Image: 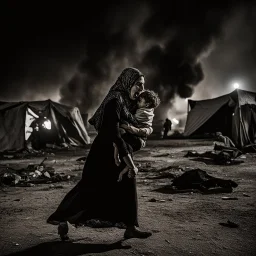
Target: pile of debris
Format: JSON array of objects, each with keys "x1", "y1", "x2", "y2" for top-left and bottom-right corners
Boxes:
[
  {"x1": 184, "y1": 147, "x2": 244, "y2": 165},
  {"x1": 0, "y1": 157, "x2": 71, "y2": 187},
  {"x1": 154, "y1": 168, "x2": 238, "y2": 194},
  {"x1": 0, "y1": 150, "x2": 55, "y2": 160}
]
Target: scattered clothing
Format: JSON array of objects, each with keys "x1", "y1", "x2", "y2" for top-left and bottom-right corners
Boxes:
[{"x1": 171, "y1": 168, "x2": 238, "y2": 192}]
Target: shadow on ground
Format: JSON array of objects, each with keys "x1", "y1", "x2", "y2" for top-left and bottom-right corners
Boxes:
[{"x1": 3, "y1": 239, "x2": 131, "y2": 256}]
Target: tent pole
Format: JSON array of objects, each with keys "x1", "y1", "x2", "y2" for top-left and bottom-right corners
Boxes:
[{"x1": 238, "y1": 90, "x2": 243, "y2": 148}]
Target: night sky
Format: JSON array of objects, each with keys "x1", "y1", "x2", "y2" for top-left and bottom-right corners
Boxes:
[{"x1": 2, "y1": 1, "x2": 256, "y2": 126}]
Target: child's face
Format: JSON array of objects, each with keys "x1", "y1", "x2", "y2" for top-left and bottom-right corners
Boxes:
[{"x1": 137, "y1": 97, "x2": 148, "y2": 108}]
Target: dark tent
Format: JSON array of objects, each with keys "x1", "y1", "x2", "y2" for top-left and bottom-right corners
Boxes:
[
  {"x1": 0, "y1": 99, "x2": 90, "y2": 152},
  {"x1": 184, "y1": 89, "x2": 256, "y2": 149}
]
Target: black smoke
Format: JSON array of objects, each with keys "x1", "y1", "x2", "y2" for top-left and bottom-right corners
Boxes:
[
  {"x1": 1, "y1": 1, "x2": 255, "y2": 121},
  {"x1": 58, "y1": 1, "x2": 248, "y2": 119}
]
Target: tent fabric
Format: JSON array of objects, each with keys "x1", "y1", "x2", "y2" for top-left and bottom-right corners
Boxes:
[
  {"x1": 237, "y1": 90, "x2": 256, "y2": 105},
  {"x1": 184, "y1": 95, "x2": 231, "y2": 137},
  {"x1": 184, "y1": 89, "x2": 256, "y2": 149},
  {"x1": 0, "y1": 103, "x2": 27, "y2": 152},
  {"x1": 0, "y1": 100, "x2": 90, "y2": 152},
  {"x1": 238, "y1": 104, "x2": 256, "y2": 147}
]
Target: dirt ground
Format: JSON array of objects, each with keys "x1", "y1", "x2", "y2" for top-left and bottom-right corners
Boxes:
[{"x1": 0, "y1": 137, "x2": 256, "y2": 256}]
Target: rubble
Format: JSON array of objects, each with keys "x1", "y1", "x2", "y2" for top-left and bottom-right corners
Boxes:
[
  {"x1": 0, "y1": 158, "x2": 72, "y2": 187},
  {"x1": 153, "y1": 168, "x2": 238, "y2": 194}
]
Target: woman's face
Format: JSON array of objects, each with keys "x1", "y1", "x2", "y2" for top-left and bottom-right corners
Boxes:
[{"x1": 129, "y1": 76, "x2": 145, "y2": 100}]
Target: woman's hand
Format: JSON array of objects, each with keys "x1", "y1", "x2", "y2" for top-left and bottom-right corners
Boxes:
[{"x1": 128, "y1": 167, "x2": 138, "y2": 178}]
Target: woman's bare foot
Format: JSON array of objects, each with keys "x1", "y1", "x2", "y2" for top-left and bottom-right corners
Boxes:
[
  {"x1": 124, "y1": 226, "x2": 152, "y2": 239},
  {"x1": 58, "y1": 222, "x2": 69, "y2": 241}
]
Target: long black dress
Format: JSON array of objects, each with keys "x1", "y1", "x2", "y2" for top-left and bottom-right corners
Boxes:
[{"x1": 47, "y1": 98, "x2": 139, "y2": 227}]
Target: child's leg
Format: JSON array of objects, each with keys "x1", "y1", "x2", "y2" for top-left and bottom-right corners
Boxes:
[
  {"x1": 117, "y1": 165, "x2": 129, "y2": 182},
  {"x1": 113, "y1": 143, "x2": 121, "y2": 166},
  {"x1": 121, "y1": 133, "x2": 144, "y2": 153}
]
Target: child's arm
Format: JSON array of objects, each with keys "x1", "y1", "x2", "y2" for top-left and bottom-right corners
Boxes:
[{"x1": 120, "y1": 123, "x2": 153, "y2": 136}]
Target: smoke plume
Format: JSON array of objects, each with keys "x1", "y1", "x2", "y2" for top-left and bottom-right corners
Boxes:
[
  {"x1": 58, "y1": 1, "x2": 247, "y2": 120},
  {"x1": 2, "y1": 1, "x2": 255, "y2": 124}
]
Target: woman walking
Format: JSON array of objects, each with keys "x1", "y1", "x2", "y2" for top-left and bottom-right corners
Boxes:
[{"x1": 47, "y1": 67, "x2": 152, "y2": 240}]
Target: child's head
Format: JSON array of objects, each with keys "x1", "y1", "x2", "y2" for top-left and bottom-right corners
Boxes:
[{"x1": 137, "y1": 90, "x2": 161, "y2": 109}]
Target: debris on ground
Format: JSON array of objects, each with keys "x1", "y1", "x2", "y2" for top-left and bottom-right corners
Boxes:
[
  {"x1": 0, "y1": 158, "x2": 73, "y2": 187},
  {"x1": 148, "y1": 198, "x2": 166, "y2": 203},
  {"x1": 145, "y1": 165, "x2": 184, "y2": 180},
  {"x1": 0, "y1": 149, "x2": 55, "y2": 160},
  {"x1": 184, "y1": 147, "x2": 244, "y2": 165},
  {"x1": 153, "y1": 168, "x2": 238, "y2": 194},
  {"x1": 219, "y1": 220, "x2": 239, "y2": 228},
  {"x1": 152, "y1": 153, "x2": 170, "y2": 157},
  {"x1": 171, "y1": 169, "x2": 238, "y2": 191},
  {"x1": 222, "y1": 197, "x2": 238, "y2": 200}
]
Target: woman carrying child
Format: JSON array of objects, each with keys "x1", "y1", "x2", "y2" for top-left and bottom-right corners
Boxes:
[{"x1": 47, "y1": 67, "x2": 153, "y2": 240}]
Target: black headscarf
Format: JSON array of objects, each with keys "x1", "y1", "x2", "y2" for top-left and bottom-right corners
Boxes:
[{"x1": 89, "y1": 67, "x2": 144, "y2": 131}]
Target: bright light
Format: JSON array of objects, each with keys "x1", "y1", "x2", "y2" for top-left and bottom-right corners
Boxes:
[
  {"x1": 43, "y1": 120, "x2": 51, "y2": 130},
  {"x1": 172, "y1": 118, "x2": 179, "y2": 124},
  {"x1": 233, "y1": 83, "x2": 240, "y2": 89}
]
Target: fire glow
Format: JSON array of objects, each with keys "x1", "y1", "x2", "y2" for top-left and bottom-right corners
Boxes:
[
  {"x1": 172, "y1": 118, "x2": 179, "y2": 125},
  {"x1": 43, "y1": 120, "x2": 51, "y2": 130}
]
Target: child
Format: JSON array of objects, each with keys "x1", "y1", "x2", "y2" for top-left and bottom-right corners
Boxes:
[{"x1": 114, "y1": 89, "x2": 160, "y2": 182}]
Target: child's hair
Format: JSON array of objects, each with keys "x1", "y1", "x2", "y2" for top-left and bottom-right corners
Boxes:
[{"x1": 139, "y1": 89, "x2": 161, "y2": 108}]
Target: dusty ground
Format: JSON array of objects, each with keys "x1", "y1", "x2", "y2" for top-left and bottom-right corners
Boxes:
[{"x1": 0, "y1": 137, "x2": 256, "y2": 256}]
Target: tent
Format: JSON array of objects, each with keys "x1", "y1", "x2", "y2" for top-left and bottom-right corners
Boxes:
[
  {"x1": 0, "y1": 99, "x2": 90, "y2": 152},
  {"x1": 184, "y1": 89, "x2": 256, "y2": 149}
]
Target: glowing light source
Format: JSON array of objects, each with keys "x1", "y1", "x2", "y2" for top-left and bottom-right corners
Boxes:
[
  {"x1": 43, "y1": 120, "x2": 51, "y2": 130},
  {"x1": 172, "y1": 118, "x2": 179, "y2": 124},
  {"x1": 233, "y1": 83, "x2": 240, "y2": 89}
]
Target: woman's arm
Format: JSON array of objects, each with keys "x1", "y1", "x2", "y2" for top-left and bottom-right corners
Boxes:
[
  {"x1": 120, "y1": 105, "x2": 139, "y2": 126},
  {"x1": 103, "y1": 98, "x2": 129, "y2": 157},
  {"x1": 104, "y1": 99, "x2": 138, "y2": 173}
]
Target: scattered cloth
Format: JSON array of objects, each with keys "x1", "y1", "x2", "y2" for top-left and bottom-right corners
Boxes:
[
  {"x1": 185, "y1": 149, "x2": 244, "y2": 165},
  {"x1": 170, "y1": 168, "x2": 238, "y2": 192}
]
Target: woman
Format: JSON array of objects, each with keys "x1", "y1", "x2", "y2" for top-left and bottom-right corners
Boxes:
[{"x1": 47, "y1": 67, "x2": 152, "y2": 240}]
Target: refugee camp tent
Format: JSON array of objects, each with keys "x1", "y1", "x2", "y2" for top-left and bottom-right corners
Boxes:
[
  {"x1": 0, "y1": 99, "x2": 90, "y2": 152},
  {"x1": 184, "y1": 89, "x2": 256, "y2": 149}
]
